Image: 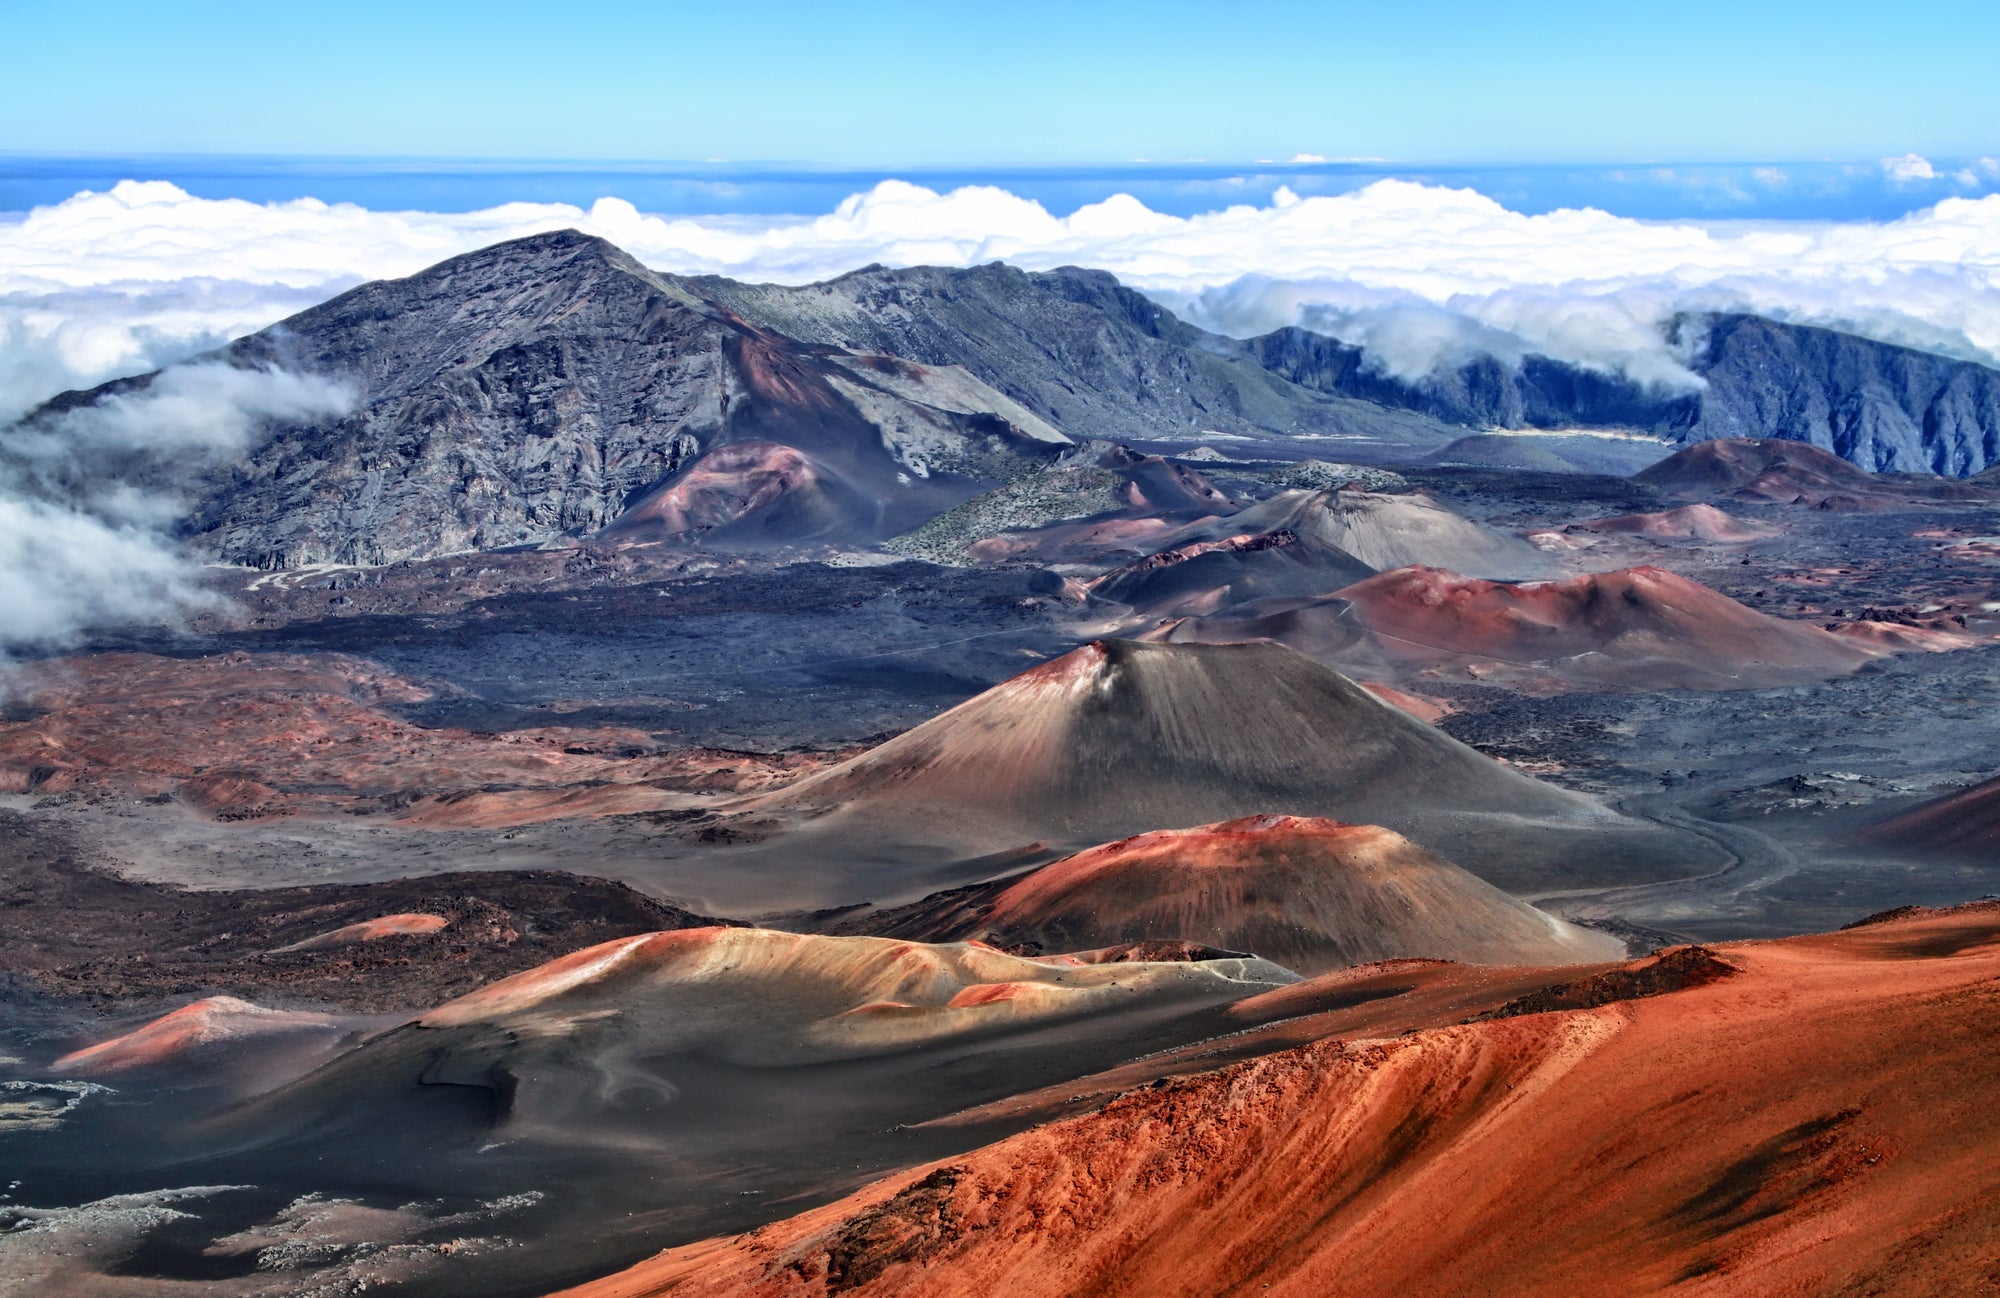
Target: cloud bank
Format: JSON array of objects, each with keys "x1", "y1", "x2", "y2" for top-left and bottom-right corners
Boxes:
[
  {"x1": 0, "y1": 363, "x2": 353, "y2": 655},
  {"x1": 5, "y1": 174, "x2": 2000, "y2": 646},
  {"x1": 8, "y1": 177, "x2": 2000, "y2": 417}
]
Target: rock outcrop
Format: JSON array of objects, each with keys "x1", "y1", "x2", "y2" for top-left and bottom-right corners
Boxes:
[
  {"x1": 912, "y1": 815, "x2": 1622, "y2": 973},
  {"x1": 26, "y1": 232, "x2": 1076, "y2": 566},
  {"x1": 694, "y1": 262, "x2": 1456, "y2": 449},
  {"x1": 33, "y1": 234, "x2": 2000, "y2": 574},
  {"x1": 1253, "y1": 312, "x2": 2000, "y2": 476}
]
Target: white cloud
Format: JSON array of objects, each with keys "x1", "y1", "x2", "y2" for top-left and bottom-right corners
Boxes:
[
  {"x1": 0, "y1": 496, "x2": 212, "y2": 651},
  {"x1": 9, "y1": 178, "x2": 2000, "y2": 413},
  {"x1": 10, "y1": 175, "x2": 2000, "y2": 640},
  {"x1": 1289, "y1": 153, "x2": 1328, "y2": 164},
  {"x1": 1883, "y1": 153, "x2": 1938, "y2": 184},
  {"x1": 0, "y1": 363, "x2": 353, "y2": 653},
  {"x1": 2, "y1": 176, "x2": 2000, "y2": 468}
]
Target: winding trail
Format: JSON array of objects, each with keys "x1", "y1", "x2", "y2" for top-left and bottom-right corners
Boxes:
[{"x1": 1525, "y1": 792, "x2": 1801, "y2": 928}]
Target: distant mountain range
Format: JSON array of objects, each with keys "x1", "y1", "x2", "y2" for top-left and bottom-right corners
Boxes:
[
  {"x1": 27, "y1": 229, "x2": 2000, "y2": 566},
  {"x1": 1252, "y1": 313, "x2": 2000, "y2": 475}
]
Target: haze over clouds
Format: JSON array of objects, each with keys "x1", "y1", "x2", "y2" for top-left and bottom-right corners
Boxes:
[{"x1": 7, "y1": 175, "x2": 2000, "y2": 421}]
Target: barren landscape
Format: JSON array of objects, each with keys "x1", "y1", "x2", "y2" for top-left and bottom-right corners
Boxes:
[{"x1": 4, "y1": 225, "x2": 2000, "y2": 1297}]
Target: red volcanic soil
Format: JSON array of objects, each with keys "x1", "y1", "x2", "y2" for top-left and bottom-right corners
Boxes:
[
  {"x1": 1829, "y1": 618, "x2": 1983, "y2": 654},
  {"x1": 965, "y1": 515, "x2": 1182, "y2": 565},
  {"x1": 563, "y1": 903, "x2": 2000, "y2": 1298},
  {"x1": 607, "y1": 440, "x2": 852, "y2": 541},
  {"x1": 53, "y1": 995, "x2": 343, "y2": 1076},
  {"x1": 1863, "y1": 775, "x2": 2000, "y2": 854},
  {"x1": 275, "y1": 912, "x2": 450, "y2": 952},
  {"x1": 1330, "y1": 564, "x2": 1879, "y2": 691},
  {"x1": 1636, "y1": 437, "x2": 1993, "y2": 508},
  {"x1": 0, "y1": 651, "x2": 835, "y2": 823},
  {"x1": 1357, "y1": 682, "x2": 1452, "y2": 723},
  {"x1": 967, "y1": 816, "x2": 1620, "y2": 973},
  {"x1": 1171, "y1": 487, "x2": 1550, "y2": 581},
  {"x1": 746, "y1": 638, "x2": 1660, "y2": 894},
  {"x1": 1086, "y1": 530, "x2": 1375, "y2": 616},
  {"x1": 1572, "y1": 503, "x2": 1779, "y2": 542}
]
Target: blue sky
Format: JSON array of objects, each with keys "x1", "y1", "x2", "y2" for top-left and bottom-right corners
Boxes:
[{"x1": 5, "y1": 0, "x2": 1995, "y2": 167}]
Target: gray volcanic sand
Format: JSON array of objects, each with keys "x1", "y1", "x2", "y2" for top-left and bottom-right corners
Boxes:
[
  {"x1": 2, "y1": 933, "x2": 1299, "y2": 1298},
  {"x1": 23, "y1": 462, "x2": 1998, "y2": 933},
  {"x1": 6, "y1": 455, "x2": 2000, "y2": 1298},
  {"x1": 734, "y1": 638, "x2": 1714, "y2": 912}
]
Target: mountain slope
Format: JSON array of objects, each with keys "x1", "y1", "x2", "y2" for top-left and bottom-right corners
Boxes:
[
  {"x1": 1254, "y1": 313, "x2": 2000, "y2": 476},
  {"x1": 563, "y1": 904, "x2": 2000, "y2": 1298},
  {"x1": 1863, "y1": 774, "x2": 2000, "y2": 854},
  {"x1": 34, "y1": 239, "x2": 2000, "y2": 573},
  {"x1": 920, "y1": 815, "x2": 1622, "y2": 973},
  {"x1": 1167, "y1": 487, "x2": 1552, "y2": 580},
  {"x1": 1086, "y1": 531, "x2": 1376, "y2": 615},
  {"x1": 209, "y1": 925, "x2": 1296, "y2": 1158},
  {"x1": 1322, "y1": 564, "x2": 1880, "y2": 691},
  {"x1": 746, "y1": 638, "x2": 1710, "y2": 895},
  {"x1": 1634, "y1": 437, "x2": 1993, "y2": 507},
  {"x1": 28, "y1": 232, "x2": 1073, "y2": 566},
  {"x1": 692, "y1": 263, "x2": 1461, "y2": 449},
  {"x1": 690, "y1": 271, "x2": 2000, "y2": 476}
]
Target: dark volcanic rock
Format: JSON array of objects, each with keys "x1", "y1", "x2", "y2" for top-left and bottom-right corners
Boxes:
[
  {"x1": 32, "y1": 232, "x2": 1075, "y2": 567},
  {"x1": 0, "y1": 810, "x2": 730, "y2": 1013},
  {"x1": 691, "y1": 262, "x2": 1458, "y2": 449},
  {"x1": 1251, "y1": 325, "x2": 1678, "y2": 432},
  {"x1": 35, "y1": 233, "x2": 2000, "y2": 574},
  {"x1": 1682, "y1": 315, "x2": 2000, "y2": 475},
  {"x1": 1253, "y1": 313, "x2": 2000, "y2": 477}
]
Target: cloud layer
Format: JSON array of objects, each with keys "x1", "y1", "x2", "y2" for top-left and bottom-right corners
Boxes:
[
  {"x1": 0, "y1": 363, "x2": 353, "y2": 654},
  {"x1": 4, "y1": 175, "x2": 2000, "y2": 647},
  {"x1": 8, "y1": 177, "x2": 2000, "y2": 416}
]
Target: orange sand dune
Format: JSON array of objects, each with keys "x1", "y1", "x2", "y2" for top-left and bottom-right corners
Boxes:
[
  {"x1": 274, "y1": 912, "x2": 450, "y2": 952},
  {"x1": 0, "y1": 651, "x2": 825, "y2": 822},
  {"x1": 1329, "y1": 564, "x2": 1877, "y2": 690},
  {"x1": 965, "y1": 816, "x2": 1618, "y2": 973},
  {"x1": 564, "y1": 903, "x2": 2000, "y2": 1298},
  {"x1": 1572, "y1": 503, "x2": 1779, "y2": 542},
  {"x1": 53, "y1": 996, "x2": 346, "y2": 1076}
]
